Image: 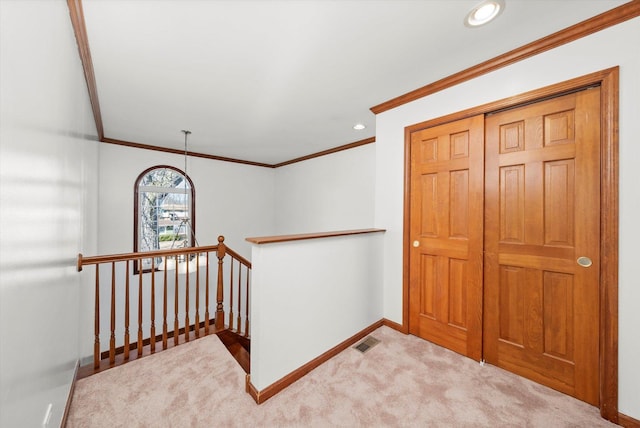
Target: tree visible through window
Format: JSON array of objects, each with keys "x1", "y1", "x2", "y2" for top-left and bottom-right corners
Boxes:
[{"x1": 134, "y1": 166, "x2": 195, "y2": 272}]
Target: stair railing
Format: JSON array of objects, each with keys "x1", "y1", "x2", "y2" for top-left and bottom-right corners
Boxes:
[{"x1": 77, "y1": 235, "x2": 251, "y2": 370}]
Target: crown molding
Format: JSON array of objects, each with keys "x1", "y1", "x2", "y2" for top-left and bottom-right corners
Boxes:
[
  {"x1": 101, "y1": 137, "x2": 274, "y2": 168},
  {"x1": 67, "y1": 0, "x2": 104, "y2": 140},
  {"x1": 69, "y1": 0, "x2": 638, "y2": 167},
  {"x1": 272, "y1": 137, "x2": 375, "y2": 168},
  {"x1": 370, "y1": 0, "x2": 640, "y2": 114}
]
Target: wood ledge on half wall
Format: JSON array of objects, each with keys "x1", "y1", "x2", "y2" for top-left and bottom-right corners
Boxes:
[{"x1": 245, "y1": 228, "x2": 386, "y2": 245}]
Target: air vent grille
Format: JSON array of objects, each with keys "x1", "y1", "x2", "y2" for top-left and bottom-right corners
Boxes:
[{"x1": 353, "y1": 336, "x2": 380, "y2": 353}]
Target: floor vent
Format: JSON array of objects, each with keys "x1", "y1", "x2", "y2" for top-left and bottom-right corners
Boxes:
[{"x1": 354, "y1": 336, "x2": 380, "y2": 354}]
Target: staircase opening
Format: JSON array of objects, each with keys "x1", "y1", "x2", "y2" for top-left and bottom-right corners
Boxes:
[{"x1": 76, "y1": 235, "x2": 252, "y2": 378}]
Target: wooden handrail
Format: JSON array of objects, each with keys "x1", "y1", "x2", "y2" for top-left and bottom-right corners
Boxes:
[
  {"x1": 77, "y1": 243, "x2": 221, "y2": 271},
  {"x1": 246, "y1": 228, "x2": 386, "y2": 245},
  {"x1": 77, "y1": 235, "x2": 252, "y2": 373},
  {"x1": 226, "y1": 246, "x2": 252, "y2": 268}
]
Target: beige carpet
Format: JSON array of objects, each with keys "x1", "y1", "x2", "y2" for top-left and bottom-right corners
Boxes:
[{"x1": 67, "y1": 326, "x2": 615, "y2": 427}]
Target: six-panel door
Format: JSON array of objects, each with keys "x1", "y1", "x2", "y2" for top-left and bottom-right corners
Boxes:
[
  {"x1": 408, "y1": 114, "x2": 484, "y2": 362},
  {"x1": 483, "y1": 88, "x2": 600, "y2": 405},
  {"x1": 408, "y1": 88, "x2": 601, "y2": 405}
]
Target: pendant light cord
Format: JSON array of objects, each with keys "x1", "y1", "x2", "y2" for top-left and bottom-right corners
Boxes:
[{"x1": 180, "y1": 130, "x2": 197, "y2": 247}]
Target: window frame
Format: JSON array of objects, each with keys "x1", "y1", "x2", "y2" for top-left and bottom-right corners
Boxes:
[{"x1": 133, "y1": 165, "x2": 196, "y2": 274}]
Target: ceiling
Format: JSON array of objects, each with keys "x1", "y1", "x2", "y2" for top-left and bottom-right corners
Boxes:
[{"x1": 81, "y1": 0, "x2": 629, "y2": 166}]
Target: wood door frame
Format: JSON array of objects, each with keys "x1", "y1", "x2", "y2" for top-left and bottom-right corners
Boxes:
[{"x1": 402, "y1": 67, "x2": 619, "y2": 422}]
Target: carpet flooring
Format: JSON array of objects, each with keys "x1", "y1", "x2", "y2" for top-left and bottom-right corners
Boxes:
[{"x1": 66, "y1": 326, "x2": 616, "y2": 427}]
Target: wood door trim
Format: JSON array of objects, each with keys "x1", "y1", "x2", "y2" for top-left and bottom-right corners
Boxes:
[
  {"x1": 402, "y1": 67, "x2": 619, "y2": 422},
  {"x1": 598, "y1": 67, "x2": 619, "y2": 422}
]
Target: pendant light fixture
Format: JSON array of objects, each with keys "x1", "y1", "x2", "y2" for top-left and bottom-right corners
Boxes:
[{"x1": 158, "y1": 129, "x2": 201, "y2": 272}]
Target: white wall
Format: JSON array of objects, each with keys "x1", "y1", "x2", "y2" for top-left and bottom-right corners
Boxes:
[
  {"x1": 0, "y1": 1, "x2": 99, "y2": 427},
  {"x1": 274, "y1": 143, "x2": 376, "y2": 234},
  {"x1": 249, "y1": 231, "x2": 384, "y2": 391},
  {"x1": 374, "y1": 18, "x2": 640, "y2": 419}
]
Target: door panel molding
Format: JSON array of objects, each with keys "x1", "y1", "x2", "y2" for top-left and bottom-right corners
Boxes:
[
  {"x1": 402, "y1": 67, "x2": 618, "y2": 422},
  {"x1": 408, "y1": 115, "x2": 485, "y2": 361},
  {"x1": 484, "y1": 88, "x2": 601, "y2": 405}
]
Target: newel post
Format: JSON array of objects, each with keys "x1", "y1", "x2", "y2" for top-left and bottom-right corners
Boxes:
[{"x1": 215, "y1": 235, "x2": 226, "y2": 329}]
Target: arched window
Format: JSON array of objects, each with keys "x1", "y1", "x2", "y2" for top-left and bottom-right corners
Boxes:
[{"x1": 134, "y1": 166, "x2": 195, "y2": 272}]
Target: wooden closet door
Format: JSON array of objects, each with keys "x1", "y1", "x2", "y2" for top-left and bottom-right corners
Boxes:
[
  {"x1": 483, "y1": 88, "x2": 601, "y2": 405},
  {"x1": 408, "y1": 115, "x2": 484, "y2": 361}
]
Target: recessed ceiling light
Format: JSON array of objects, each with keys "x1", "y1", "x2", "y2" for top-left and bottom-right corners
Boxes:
[
  {"x1": 465, "y1": 0, "x2": 504, "y2": 27},
  {"x1": 353, "y1": 123, "x2": 366, "y2": 130}
]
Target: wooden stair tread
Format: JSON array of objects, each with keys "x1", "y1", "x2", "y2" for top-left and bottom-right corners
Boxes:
[{"x1": 216, "y1": 330, "x2": 250, "y2": 373}]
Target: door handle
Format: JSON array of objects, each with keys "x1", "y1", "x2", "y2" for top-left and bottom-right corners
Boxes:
[
  {"x1": 413, "y1": 240, "x2": 420, "y2": 248},
  {"x1": 577, "y1": 256, "x2": 593, "y2": 267}
]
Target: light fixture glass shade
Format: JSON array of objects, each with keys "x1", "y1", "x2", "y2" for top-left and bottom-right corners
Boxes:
[
  {"x1": 474, "y1": 3, "x2": 496, "y2": 21},
  {"x1": 465, "y1": 0, "x2": 504, "y2": 27}
]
